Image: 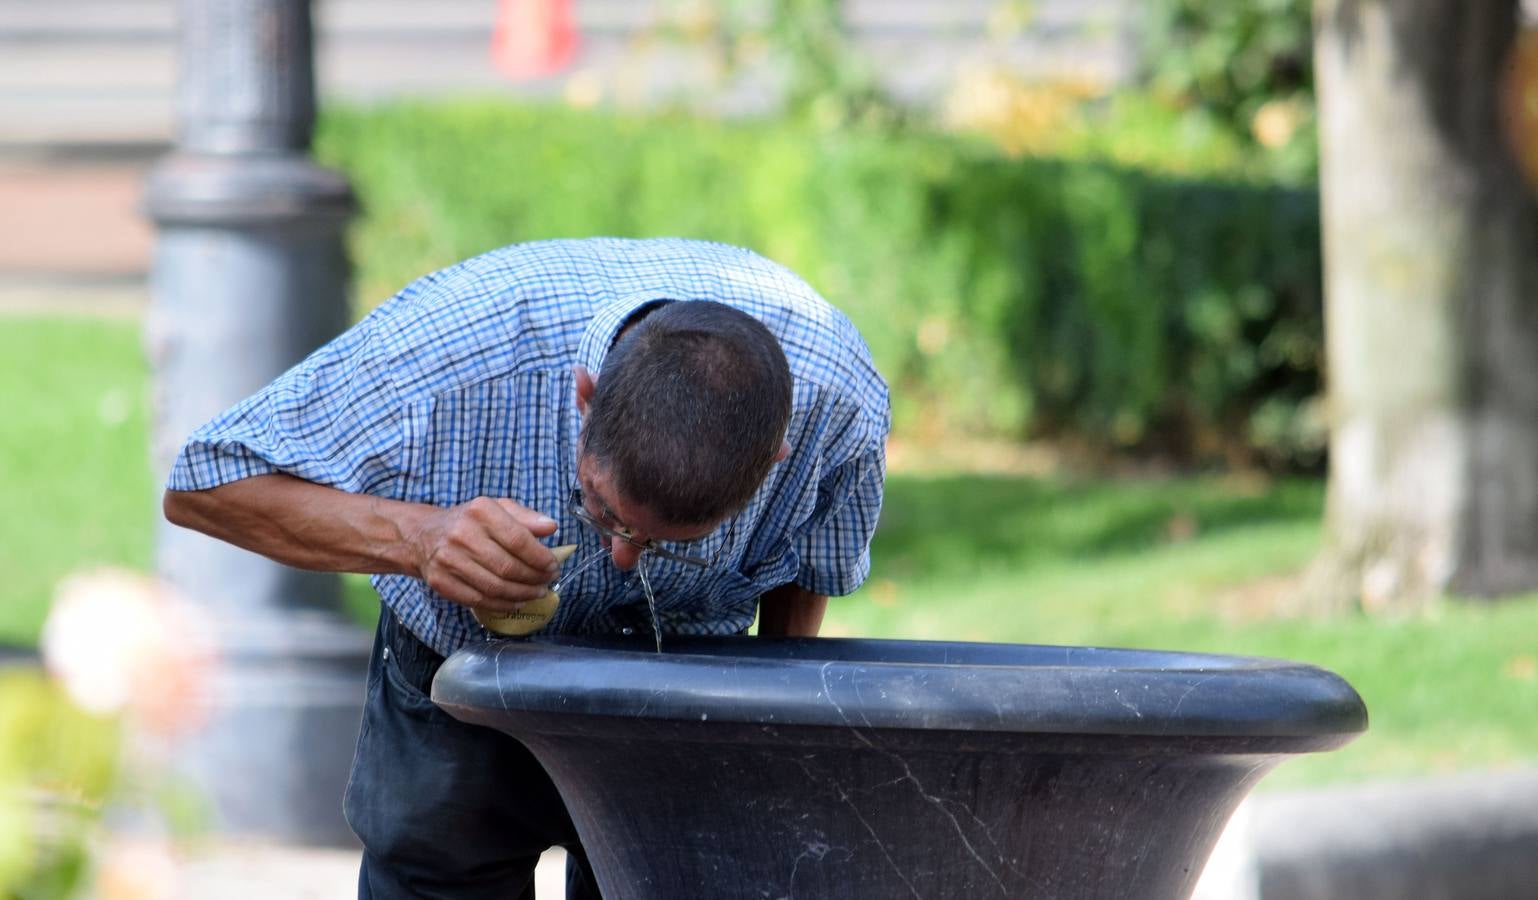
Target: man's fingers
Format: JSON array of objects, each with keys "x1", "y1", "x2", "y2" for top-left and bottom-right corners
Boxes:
[
  {"x1": 425, "y1": 570, "x2": 489, "y2": 610},
  {"x1": 431, "y1": 570, "x2": 543, "y2": 618},
  {"x1": 419, "y1": 499, "x2": 576, "y2": 613},
  {"x1": 457, "y1": 498, "x2": 559, "y2": 573},
  {"x1": 441, "y1": 545, "x2": 554, "y2": 600},
  {"x1": 446, "y1": 528, "x2": 555, "y2": 585},
  {"x1": 428, "y1": 554, "x2": 551, "y2": 606},
  {"x1": 492, "y1": 498, "x2": 560, "y2": 538},
  {"x1": 453, "y1": 556, "x2": 557, "y2": 616}
]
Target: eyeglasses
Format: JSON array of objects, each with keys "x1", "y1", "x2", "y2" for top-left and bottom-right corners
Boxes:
[{"x1": 567, "y1": 488, "x2": 732, "y2": 569}]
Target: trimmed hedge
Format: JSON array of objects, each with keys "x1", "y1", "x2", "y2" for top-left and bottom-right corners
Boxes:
[{"x1": 315, "y1": 101, "x2": 1324, "y2": 469}]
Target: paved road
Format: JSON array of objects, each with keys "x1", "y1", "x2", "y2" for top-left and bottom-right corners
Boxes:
[
  {"x1": 0, "y1": 158, "x2": 153, "y2": 279},
  {"x1": 0, "y1": 0, "x2": 1136, "y2": 147},
  {"x1": 0, "y1": 0, "x2": 1135, "y2": 281}
]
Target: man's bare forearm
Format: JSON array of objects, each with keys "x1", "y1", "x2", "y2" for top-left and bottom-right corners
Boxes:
[
  {"x1": 163, "y1": 474, "x2": 432, "y2": 576},
  {"x1": 164, "y1": 474, "x2": 564, "y2": 614},
  {"x1": 757, "y1": 583, "x2": 828, "y2": 637}
]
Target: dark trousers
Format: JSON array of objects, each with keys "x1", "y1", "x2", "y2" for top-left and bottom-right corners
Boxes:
[{"x1": 344, "y1": 607, "x2": 601, "y2": 899}]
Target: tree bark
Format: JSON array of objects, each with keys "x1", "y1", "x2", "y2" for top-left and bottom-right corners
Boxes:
[{"x1": 1310, "y1": 0, "x2": 1538, "y2": 613}]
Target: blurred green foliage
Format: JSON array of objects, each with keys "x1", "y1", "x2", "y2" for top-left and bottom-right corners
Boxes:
[
  {"x1": 0, "y1": 319, "x2": 154, "y2": 646},
  {"x1": 1140, "y1": 0, "x2": 1317, "y2": 179},
  {"x1": 316, "y1": 100, "x2": 1324, "y2": 469},
  {"x1": 0, "y1": 671, "x2": 119, "y2": 898}
]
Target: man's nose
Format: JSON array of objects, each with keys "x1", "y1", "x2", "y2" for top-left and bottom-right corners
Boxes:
[{"x1": 609, "y1": 537, "x2": 642, "y2": 571}]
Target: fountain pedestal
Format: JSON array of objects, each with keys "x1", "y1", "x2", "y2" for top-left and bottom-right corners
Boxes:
[{"x1": 433, "y1": 636, "x2": 1366, "y2": 900}]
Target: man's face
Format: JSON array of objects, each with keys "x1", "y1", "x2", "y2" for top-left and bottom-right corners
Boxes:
[{"x1": 573, "y1": 454, "x2": 725, "y2": 571}]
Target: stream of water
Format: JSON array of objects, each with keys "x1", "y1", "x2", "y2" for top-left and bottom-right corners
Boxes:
[
  {"x1": 549, "y1": 545, "x2": 665, "y2": 653},
  {"x1": 635, "y1": 555, "x2": 663, "y2": 653}
]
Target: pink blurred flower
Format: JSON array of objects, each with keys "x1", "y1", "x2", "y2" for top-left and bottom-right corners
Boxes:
[
  {"x1": 96, "y1": 835, "x2": 178, "y2": 900},
  {"x1": 41, "y1": 569, "x2": 215, "y2": 737}
]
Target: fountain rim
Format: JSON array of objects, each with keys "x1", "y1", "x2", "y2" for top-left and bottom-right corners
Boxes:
[{"x1": 432, "y1": 634, "x2": 1368, "y2": 743}]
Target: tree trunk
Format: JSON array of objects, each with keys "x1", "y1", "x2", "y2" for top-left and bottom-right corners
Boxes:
[{"x1": 1310, "y1": 0, "x2": 1538, "y2": 613}]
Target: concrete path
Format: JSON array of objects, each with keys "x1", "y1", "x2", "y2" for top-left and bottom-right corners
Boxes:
[{"x1": 172, "y1": 843, "x2": 566, "y2": 899}]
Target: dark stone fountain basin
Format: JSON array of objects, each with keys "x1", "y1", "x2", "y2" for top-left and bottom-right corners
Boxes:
[{"x1": 432, "y1": 636, "x2": 1366, "y2": 900}]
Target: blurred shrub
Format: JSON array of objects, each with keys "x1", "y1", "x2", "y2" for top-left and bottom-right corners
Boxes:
[
  {"x1": 316, "y1": 101, "x2": 1323, "y2": 470},
  {"x1": 943, "y1": 76, "x2": 1280, "y2": 181},
  {"x1": 1140, "y1": 0, "x2": 1317, "y2": 180},
  {"x1": 762, "y1": 0, "x2": 901, "y2": 129},
  {"x1": 0, "y1": 669, "x2": 119, "y2": 897},
  {"x1": 940, "y1": 73, "x2": 1105, "y2": 158}
]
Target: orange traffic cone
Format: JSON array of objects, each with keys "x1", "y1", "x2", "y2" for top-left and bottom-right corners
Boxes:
[{"x1": 491, "y1": 0, "x2": 579, "y2": 80}]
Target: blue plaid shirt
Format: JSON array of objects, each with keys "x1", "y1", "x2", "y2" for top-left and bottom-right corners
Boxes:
[{"x1": 167, "y1": 238, "x2": 890, "y2": 656}]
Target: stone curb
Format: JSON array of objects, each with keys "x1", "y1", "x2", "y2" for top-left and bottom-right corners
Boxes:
[
  {"x1": 0, "y1": 277, "x2": 147, "y2": 317},
  {"x1": 1216, "y1": 768, "x2": 1538, "y2": 900}
]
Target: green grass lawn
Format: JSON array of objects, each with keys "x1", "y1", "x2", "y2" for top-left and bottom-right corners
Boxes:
[
  {"x1": 5, "y1": 315, "x2": 1536, "y2": 792},
  {"x1": 832, "y1": 473, "x2": 1538, "y2": 789},
  {"x1": 0, "y1": 316, "x2": 157, "y2": 644}
]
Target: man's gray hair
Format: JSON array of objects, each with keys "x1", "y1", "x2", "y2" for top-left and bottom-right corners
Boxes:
[{"x1": 581, "y1": 300, "x2": 794, "y2": 526}]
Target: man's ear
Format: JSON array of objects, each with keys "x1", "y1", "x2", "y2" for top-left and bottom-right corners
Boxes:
[
  {"x1": 773, "y1": 440, "x2": 791, "y2": 464},
  {"x1": 573, "y1": 364, "x2": 597, "y2": 417}
]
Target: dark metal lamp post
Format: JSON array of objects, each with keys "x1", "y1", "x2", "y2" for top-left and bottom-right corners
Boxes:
[{"x1": 144, "y1": 0, "x2": 369, "y2": 846}]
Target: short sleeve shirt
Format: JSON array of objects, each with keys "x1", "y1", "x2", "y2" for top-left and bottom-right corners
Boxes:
[{"x1": 167, "y1": 238, "x2": 890, "y2": 656}]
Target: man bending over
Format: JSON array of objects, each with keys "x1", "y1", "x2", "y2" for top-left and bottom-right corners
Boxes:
[{"x1": 162, "y1": 237, "x2": 890, "y2": 899}]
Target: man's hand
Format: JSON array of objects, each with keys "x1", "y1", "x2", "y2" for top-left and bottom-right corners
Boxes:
[{"x1": 410, "y1": 498, "x2": 563, "y2": 615}]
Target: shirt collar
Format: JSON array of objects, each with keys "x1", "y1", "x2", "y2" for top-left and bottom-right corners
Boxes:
[{"x1": 575, "y1": 292, "x2": 676, "y2": 375}]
